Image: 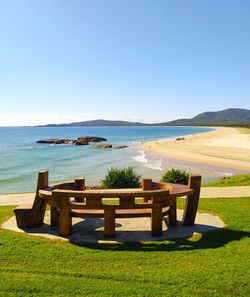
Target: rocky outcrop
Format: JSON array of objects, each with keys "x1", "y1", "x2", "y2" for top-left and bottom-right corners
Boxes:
[
  {"x1": 36, "y1": 136, "x2": 129, "y2": 150},
  {"x1": 74, "y1": 139, "x2": 89, "y2": 145},
  {"x1": 93, "y1": 144, "x2": 112, "y2": 149},
  {"x1": 112, "y1": 145, "x2": 128, "y2": 149},
  {"x1": 77, "y1": 136, "x2": 107, "y2": 143},
  {"x1": 37, "y1": 139, "x2": 73, "y2": 144},
  {"x1": 37, "y1": 136, "x2": 107, "y2": 145}
]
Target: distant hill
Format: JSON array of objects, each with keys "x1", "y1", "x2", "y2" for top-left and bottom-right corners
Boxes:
[
  {"x1": 156, "y1": 108, "x2": 250, "y2": 127},
  {"x1": 40, "y1": 119, "x2": 149, "y2": 127},
  {"x1": 38, "y1": 108, "x2": 250, "y2": 127}
]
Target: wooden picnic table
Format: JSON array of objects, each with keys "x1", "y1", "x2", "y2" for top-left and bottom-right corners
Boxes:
[{"x1": 14, "y1": 171, "x2": 201, "y2": 238}]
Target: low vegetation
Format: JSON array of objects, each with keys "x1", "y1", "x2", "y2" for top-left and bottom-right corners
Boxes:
[
  {"x1": 0, "y1": 198, "x2": 250, "y2": 296},
  {"x1": 161, "y1": 168, "x2": 190, "y2": 185},
  {"x1": 203, "y1": 174, "x2": 250, "y2": 187},
  {"x1": 238, "y1": 127, "x2": 250, "y2": 134},
  {"x1": 101, "y1": 166, "x2": 141, "y2": 189},
  {"x1": 158, "y1": 108, "x2": 250, "y2": 127}
]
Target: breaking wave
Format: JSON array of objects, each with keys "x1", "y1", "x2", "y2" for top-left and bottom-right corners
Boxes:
[{"x1": 133, "y1": 150, "x2": 163, "y2": 171}]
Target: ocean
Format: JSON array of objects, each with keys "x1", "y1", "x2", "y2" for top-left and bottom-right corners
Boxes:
[{"x1": 0, "y1": 126, "x2": 233, "y2": 194}]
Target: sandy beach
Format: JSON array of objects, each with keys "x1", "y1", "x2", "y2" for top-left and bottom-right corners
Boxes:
[{"x1": 142, "y1": 127, "x2": 250, "y2": 172}]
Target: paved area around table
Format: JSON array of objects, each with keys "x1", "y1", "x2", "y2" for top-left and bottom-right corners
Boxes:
[{"x1": 2, "y1": 209, "x2": 224, "y2": 243}]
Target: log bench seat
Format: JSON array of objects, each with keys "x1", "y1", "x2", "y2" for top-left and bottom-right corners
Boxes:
[{"x1": 70, "y1": 207, "x2": 170, "y2": 218}]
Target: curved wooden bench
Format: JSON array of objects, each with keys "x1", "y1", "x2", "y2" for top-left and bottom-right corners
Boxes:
[
  {"x1": 14, "y1": 171, "x2": 201, "y2": 238},
  {"x1": 39, "y1": 175, "x2": 201, "y2": 237},
  {"x1": 39, "y1": 187, "x2": 175, "y2": 237}
]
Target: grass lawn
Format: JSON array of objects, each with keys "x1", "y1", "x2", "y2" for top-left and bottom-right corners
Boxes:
[
  {"x1": 202, "y1": 174, "x2": 250, "y2": 187},
  {"x1": 238, "y1": 127, "x2": 250, "y2": 134},
  {"x1": 0, "y1": 198, "x2": 250, "y2": 296}
]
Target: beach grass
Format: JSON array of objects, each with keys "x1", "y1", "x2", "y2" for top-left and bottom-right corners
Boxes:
[
  {"x1": 0, "y1": 198, "x2": 250, "y2": 296},
  {"x1": 238, "y1": 127, "x2": 250, "y2": 134},
  {"x1": 202, "y1": 174, "x2": 250, "y2": 187}
]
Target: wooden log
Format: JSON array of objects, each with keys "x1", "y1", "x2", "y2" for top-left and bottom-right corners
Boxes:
[
  {"x1": 52, "y1": 188, "x2": 168, "y2": 199},
  {"x1": 119, "y1": 197, "x2": 135, "y2": 208},
  {"x1": 74, "y1": 178, "x2": 85, "y2": 202},
  {"x1": 104, "y1": 209, "x2": 116, "y2": 237},
  {"x1": 59, "y1": 208, "x2": 71, "y2": 236},
  {"x1": 182, "y1": 175, "x2": 201, "y2": 226},
  {"x1": 151, "y1": 196, "x2": 162, "y2": 236},
  {"x1": 86, "y1": 197, "x2": 103, "y2": 208},
  {"x1": 50, "y1": 206, "x2": 59, "y2": 226},
  {"x1": 168, "y1": 200, "x2": 177, "y2": 226},
  {"x1": 142, "y1": 179, "x2": 152, "y2": 202},
  {"x1": 57, "y1": 195, "x2": 71, "y2": 236}
]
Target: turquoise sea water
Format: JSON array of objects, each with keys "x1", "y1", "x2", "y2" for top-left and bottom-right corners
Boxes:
[{"x1": 0, "y1": 126, "x2": 238, "y2": 194}]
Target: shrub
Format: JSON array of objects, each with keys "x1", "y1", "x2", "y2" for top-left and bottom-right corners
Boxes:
[
  {"x1": 161, "y1": 168, "x2": 189, "y2": 185},
  {"x1": 101, "y1": 167, "x2": 141, "y2": 189}
]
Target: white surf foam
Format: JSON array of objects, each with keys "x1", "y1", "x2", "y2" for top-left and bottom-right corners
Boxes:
[
  {"x1": 133, "y1": 150, "x2": 163, "y2": 171},
  {"x1": 145, "y1": 157, "x2": 163, "y2": 171},
  {"x1": 133, "y1": 150, "x2": 147, "y2": 164}
]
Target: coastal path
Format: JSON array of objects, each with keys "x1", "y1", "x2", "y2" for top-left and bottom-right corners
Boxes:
[{"x1": 0, "y1": 186, "x2": 249, "y2": 206}]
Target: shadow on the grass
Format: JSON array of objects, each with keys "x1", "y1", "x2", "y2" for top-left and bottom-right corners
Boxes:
[{"x1": 71, "y1": 228, "x2": 250, "y2": 252}]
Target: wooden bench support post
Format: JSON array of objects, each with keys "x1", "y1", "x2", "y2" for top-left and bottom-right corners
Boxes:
[
  {"x1": 151, "y1": 196, "x2": 162, "y2": 236},
  {"x1": 182, "y1": 175, "x2": 201, "y2": 226},
  {"x1": 59, "y1": 208, "x2": 71, "y2": 236},
  {"x1": 50, "y1": 206, "x2": 59, "y2": 227},
  {"x1": 142, "y1": 179, "x2": 152, "y2": 202},
  {"x1": 74, "y1": 178, "x2": 85, "y2": 202},
  {"x1": 57, "y1": 195, "x2": 71, "y2": 236},
  {"x1": 168, "y1": 200, "x2": 177, "y2": 226},
  {"x1": 104, "y1": 209, "x2": 115, "y2": 237}
]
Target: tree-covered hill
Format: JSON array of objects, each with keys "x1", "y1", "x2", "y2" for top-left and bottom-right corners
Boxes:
[
  {"x1": 157, "y1": 108, "x2": 250, "y2": 127},
  {"x1": 38, "y1": 108, "x2": 250, "y2": 127}
]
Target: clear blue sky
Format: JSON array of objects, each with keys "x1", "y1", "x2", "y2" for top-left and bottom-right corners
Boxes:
[{"x1": 0, "y1": 0, "x2": 249, "y2": 125}]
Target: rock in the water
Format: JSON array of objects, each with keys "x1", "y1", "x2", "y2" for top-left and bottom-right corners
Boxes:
[
  {"x1": 93, "y1": 144, "x2": 112, "y2": 149},
  {"x1": 77, "y1": 136, "x2": 107, "y2": 142},
  {"x1": 112, "y1": 145, "x2": 128, "y2": 149},
  {"x1": 74, "y1": 139, "x2": 89, "y2": 145},
  {"x1": 36, "y1": 138, "x2": 73, "y2": 144},
  {"x1": 37, "y1": 136, "x2": 107, "y2": 145}
]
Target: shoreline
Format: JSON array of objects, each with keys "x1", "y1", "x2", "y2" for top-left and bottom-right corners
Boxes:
[
  {"x1": 0, "y1": 126, "x2": 249, "y2": 196},
  {"x1": 141, "y1": 127, "x2": 250, "y2": 172},
  {"x1": 0, "y1": 126, "x2": 214, "y2": 195}
]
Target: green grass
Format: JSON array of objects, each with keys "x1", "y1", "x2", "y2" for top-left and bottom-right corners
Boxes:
[
  {"x1": 203, "y1": 174, "x2": 250, "y2": 187},
  {"x1": 0, "y1": 198, "x2": 250, "y2": 296},
  {"x1": 238, "y1": 127, "x2": 250, "y2": 134}
]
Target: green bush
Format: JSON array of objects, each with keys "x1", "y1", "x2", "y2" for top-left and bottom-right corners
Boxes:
[
  {"x1": 161, "y1": 168, "x2": 190, "y2": 185},
  {"x1": 101, "y1": 167, "x2": 141, "y2": 189}
]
